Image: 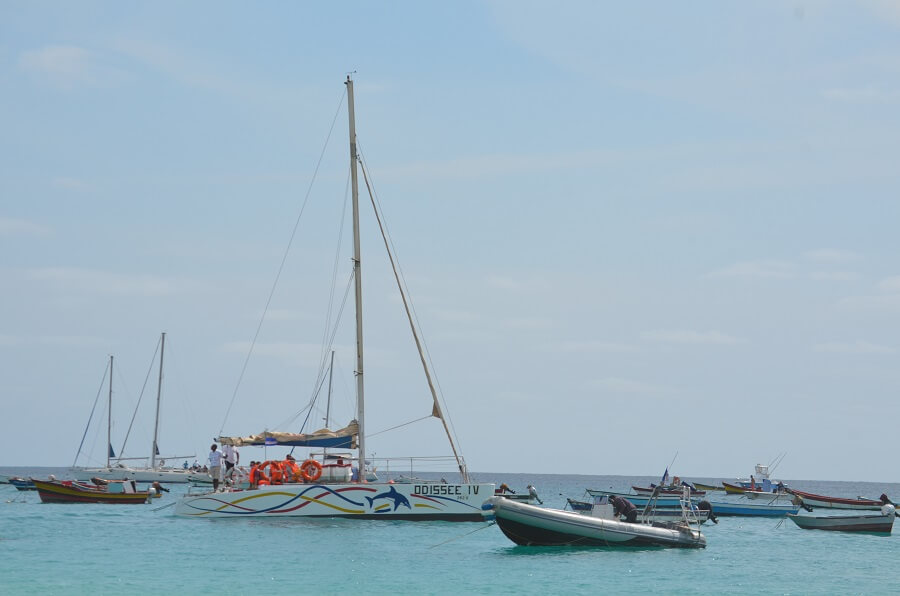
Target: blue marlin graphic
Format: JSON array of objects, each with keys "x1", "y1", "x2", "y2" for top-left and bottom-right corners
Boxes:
[{"x1": 365, "y1": 486, "x2": 411, "y2": 511}]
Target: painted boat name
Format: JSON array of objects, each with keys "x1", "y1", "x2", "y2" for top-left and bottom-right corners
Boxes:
[{"x1": 415, "y1": 484, "x2": 480, "y2": 496}]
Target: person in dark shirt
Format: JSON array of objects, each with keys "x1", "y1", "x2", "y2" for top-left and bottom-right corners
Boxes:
[{"x1": 608, "y1": 495, "x2": 638, "y2": 523}]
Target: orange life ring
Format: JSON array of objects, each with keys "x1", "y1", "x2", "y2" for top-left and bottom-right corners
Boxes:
[{"x1": 299, "y1": 459, "x2": 323, "y2": 482}]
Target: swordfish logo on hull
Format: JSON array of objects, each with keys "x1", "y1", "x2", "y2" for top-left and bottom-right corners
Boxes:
[{"x1": 366, "y1": 486, "x2": 411, "y2": 512}]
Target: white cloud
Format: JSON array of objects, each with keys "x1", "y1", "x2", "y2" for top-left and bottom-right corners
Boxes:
[
  {"x1": 642, "y1": 330, "x2": 744, "y2": 345},
  {"x1": 863, "y1": 0, "x2": 900, "y2": 28},
  {"x1": 809, "y1": 271, "x2": 859, "y2": 281},
  {"x1": 823, "y1": 87, "x2": 900, "y2": 104},
  {"x1": 27, "y1": 267, "x2": 181, "y2": 296},
  {"x1": 877, "y1": 276, "x2": 900, "y2": 293},
  {"x1": 839, "y1": 294, "x2": 900, "y2": 311},
  {"x1": 111, "y1": 37, "x2": 296, "y2": 106},
  {"x1": 0, "y1": 217, "x2": 51, "y2": 237},
  {"x1": 18, "y1": 45, "x2": 127, "y2": 89},
  {"x1": 814, "y1": 341, "x2": 895, "y2": 355},
  {"x1": 708, "y1": 260, "x2": 794, "y2": 279},
  {"x1": 804, "y1": 249, "x2": 860, "y2": 264}
]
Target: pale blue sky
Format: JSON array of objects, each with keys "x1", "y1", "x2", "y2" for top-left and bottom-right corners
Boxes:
[{"x1": 2, "y1": 1, "x2": 899, "y2": 482}]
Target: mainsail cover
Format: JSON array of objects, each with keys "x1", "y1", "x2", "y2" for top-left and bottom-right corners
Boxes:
[{"x1": 218, "y1": 420, "x2": 358, "y2": 448}]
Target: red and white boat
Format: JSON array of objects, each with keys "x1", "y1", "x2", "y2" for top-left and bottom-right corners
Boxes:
[
  {"x1": 32, "y1": 477, "x2": 153, "y2": 504},
  {"x1": 786, "y1": 488, "x2": 893, "y2": 511}
]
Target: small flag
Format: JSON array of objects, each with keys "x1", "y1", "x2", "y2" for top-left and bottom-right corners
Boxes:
[
  {"x1": 154, "y1": 442, "x2": 160, "y2": 455},
  {"x1": 660, "y1": 467, "x2": 669, "y2": 486},
  {"x1": 108, "y1": 443, "x2": 116, "y2": 458},
  {"x1": 265, "y1": 437, "x2": 277, "y2": 446}
]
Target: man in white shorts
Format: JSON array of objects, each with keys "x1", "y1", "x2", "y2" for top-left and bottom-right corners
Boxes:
[{"x1": 208, "y1": 443, "x2": 224, "y2": 491}]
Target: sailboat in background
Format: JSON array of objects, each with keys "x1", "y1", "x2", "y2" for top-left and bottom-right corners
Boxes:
[
  {"x1": 72, "y1": 334, "x2": 201, "y2": 484},
  {"x1": 175, "y1": 76, "x2": 493, "y2": 519}
]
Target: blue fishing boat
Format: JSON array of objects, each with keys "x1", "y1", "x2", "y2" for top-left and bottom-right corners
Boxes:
[
  {"x1": 707, "y1": 498, "x2": 800, "y2": 517},
  {"x1": 8, "y1": 477, "x2": 36, "y2": 491},
  {"x1": 585, "y1": 489, "x2": 693, "y2": 508}
]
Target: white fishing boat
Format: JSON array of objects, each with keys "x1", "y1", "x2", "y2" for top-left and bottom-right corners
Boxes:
[
  {"x1": 787, "y1": 505, "x2": 896, "y2": 533},
  {"x1": 785, "y1": 488, "x2": 893, "y2": 511},
  {"x1": 483, "y1": 493, "x2": 706, "y2": 548},
  {"x1": 174, "y1": 77, "x2": 493, "y2": 519},
  {"x1": 566, "y1": 497, "x2": 711, "y2": 524},
  {"x1": 72, "y1": 335, "x2": 199, "y2": 484}
]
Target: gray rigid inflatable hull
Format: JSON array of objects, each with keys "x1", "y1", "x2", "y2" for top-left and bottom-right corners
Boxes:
[{"x1": 484, "y1": 496, "x2": 706, "y2": 548}]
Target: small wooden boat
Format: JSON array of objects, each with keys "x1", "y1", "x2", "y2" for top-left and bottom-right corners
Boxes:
[
  {"x1": 693, "y1": 482, "x2": 724, "y2": 492},
  {"x1": 788, "y1": 511, "x2": 895, "y2": 533},
  {"x1": 495, "y1": 483, "x2": 542, "y2": 504},
  {"x1": 632, "y1": 485, "x2": 706, "y2": 497},
  {"x1": 722, "y1": 481, "x2": 764, "y2": 494},
  {"x1": 743, "y1": 490, "x2": 794, "y2": 501},
  {"x1": 483, "y1": 497, "x2": 706, "y2": 548},
  {"x1": 566, "y1": 497, "x2": 593, "y2": 512},
  {"x1": 8, "y1": 477, "x2": 36, "y2": 491},
  {"x1": 706, "y1": 498, "x2": 800, "y2": 517},
  {"x1": 786, "y1": 488, "x2": 891, "y2": 511},
  {"x1": 32, "y1": 478, "x2": 152, "y2": 504}
]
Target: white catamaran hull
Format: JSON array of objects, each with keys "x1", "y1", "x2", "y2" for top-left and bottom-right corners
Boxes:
[
  {"x1": 483, "y1": 497, "x2": 706, "y2": 548},
  {"x1": 174, "y1": 482, "x2": 495, "y2": 520},
  {"x1": 73, "y1": 467, "x2": 207, "y2": 484}
]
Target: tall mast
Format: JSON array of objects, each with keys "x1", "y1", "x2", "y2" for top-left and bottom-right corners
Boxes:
[
  {"x1": 151, "y1": 332, "x2": 165, "y2": 469},
  {"x1": 346, "y1": 75, "x2": 366, "y2": 481},
  {"x1": 107, "y1": 355, "x2": 113, "y2": 468},
  {"x1": 325, "y1": 349, "x2": 335, "y2": 429}
]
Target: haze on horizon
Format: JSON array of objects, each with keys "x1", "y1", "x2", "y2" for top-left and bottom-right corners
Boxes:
[{"x1": 2, "y1": 2, "x2": 899, "y2": 483}]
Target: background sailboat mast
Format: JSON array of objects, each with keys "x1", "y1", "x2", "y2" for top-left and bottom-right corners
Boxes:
[
  {"x1": 151, "y1": 332, "x2": 165, "y2": 469},
  {"x1": 346, "y1": 76, "x2": 366, "y2": 480},
  {"x1": 107, "y1": 355, "x2": 113, "y2": 468}
]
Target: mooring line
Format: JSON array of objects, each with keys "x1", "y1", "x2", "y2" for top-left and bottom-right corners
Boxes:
[{"x1": 428, "y1": 522, "x2": 496, "y2": 549}]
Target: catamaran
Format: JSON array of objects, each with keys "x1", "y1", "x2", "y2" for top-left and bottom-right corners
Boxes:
[{"x1": 174, "y1": 76, "x2": 493, "y2": 519}]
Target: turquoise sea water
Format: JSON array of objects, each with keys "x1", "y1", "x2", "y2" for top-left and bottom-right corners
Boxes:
[{"x1": 2, "y1": 467, "x2": 899, "y2": 594}]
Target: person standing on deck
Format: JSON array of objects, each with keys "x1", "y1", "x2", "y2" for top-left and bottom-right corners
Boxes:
[
  {"x1": 208, "y1": 444, "x2": 224, "y2": 491},
  {"x1": 222, "y1": 443, "x2": 239, "y2": 483}
]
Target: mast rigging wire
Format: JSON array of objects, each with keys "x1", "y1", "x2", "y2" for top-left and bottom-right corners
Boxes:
[{"x1": 219, "y1": 88, "x2": 348, "y2": 436}]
